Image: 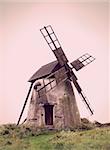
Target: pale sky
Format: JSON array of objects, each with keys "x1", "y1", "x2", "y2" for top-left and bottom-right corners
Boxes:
[{"x1": 0, "y1": 1, "x2": 109, "y2": 124}]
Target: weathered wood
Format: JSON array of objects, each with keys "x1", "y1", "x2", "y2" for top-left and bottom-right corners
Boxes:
[{"x1": 17, "y1": 82, "x2": 33, "y2": 125}]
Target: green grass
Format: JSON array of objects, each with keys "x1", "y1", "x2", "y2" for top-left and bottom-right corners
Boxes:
[
  {"x1": 0, "y1": 124, "x2": 110, "y2": 150},
  {"x1": 51, "y1": 127, "x2": 110, "y2": 150}
]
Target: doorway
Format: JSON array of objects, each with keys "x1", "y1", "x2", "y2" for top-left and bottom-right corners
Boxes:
[{"x1": 44, "y1": 104, "x2": 53, "y2": 125}]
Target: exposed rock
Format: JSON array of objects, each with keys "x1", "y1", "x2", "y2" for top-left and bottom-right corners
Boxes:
[{"x1": 81, "y1": 118, "x2": 91, "y2": 124}]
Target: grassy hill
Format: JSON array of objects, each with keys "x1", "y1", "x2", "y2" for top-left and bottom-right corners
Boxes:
[{"x1": 0, "y1": 123, "x2": 110, "y2": 150}]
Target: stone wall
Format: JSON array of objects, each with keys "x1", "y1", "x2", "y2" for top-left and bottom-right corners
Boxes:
[{"x1": 27, "y1": 78, "x2": 81, "y2": 128}]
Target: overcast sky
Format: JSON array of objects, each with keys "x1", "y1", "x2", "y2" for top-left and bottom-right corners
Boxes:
[{"x1": 0, "y1": 1, "x2": 109, "y2": 124}]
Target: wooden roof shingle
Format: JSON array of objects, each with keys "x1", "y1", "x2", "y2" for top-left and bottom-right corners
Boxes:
[{"x1": 28, "y1": 60, "x2": 59, "y2": 82}]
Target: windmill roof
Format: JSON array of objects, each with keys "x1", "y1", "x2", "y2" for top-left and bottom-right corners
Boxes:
[{"x1": 28, "y1": 60, "x2": 59, "y2": 82}]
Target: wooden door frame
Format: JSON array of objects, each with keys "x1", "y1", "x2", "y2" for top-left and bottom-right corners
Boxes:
[{"x1": 44, "y1": 104, "x2": 54, "y2": 125}]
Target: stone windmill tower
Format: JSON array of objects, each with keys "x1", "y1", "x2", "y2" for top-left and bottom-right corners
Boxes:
[{"x1": 17, "y1": 25, "x2": 95, "y2": 129}]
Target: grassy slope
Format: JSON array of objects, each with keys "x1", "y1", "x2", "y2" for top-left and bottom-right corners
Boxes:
[{"x1": 0, "y1": 124, "x2": 110, "y2": 150}]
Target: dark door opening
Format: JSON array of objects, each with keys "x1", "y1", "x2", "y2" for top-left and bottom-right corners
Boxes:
[{"x1": 44, "y1": 104, "x2": 53, "y2": 125}]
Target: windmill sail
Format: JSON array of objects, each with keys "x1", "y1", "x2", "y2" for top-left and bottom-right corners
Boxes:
[
  {"x1": 71, "y1": 53, "x2": 95, "y2": 71},
  {"x1": 37, "y1": 66, "x2": 69, "y2": 97},
  {"x1": 37, "y1": 79, "x2": 56, "y2": 97},
  {"x1": 71, "y1": 75, "x2": 93, "y2": 115},
  {"x1": 80, "y1": 91, "x2": 94, "y2": 115},
  {"x1": 40, "y1": 25, "x2": 68, "y2": 66}
]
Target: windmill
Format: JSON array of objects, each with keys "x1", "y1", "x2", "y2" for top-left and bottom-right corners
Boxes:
[{"x1": 17, "y1": 25, "x2": 95, "y2": 128}]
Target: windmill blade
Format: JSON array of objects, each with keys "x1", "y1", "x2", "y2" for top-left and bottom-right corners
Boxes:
[
  {"x1": 71, "y1": 75, "x2": 93, "y2": 115},
  {"x1": 71, "y1": 53, "x2": 95, "y2": 71},
  {"x1": 37, "y1": 78, "x2": 57, "y2": 97},
  {"x1": 40, "y1": 25, "x2": 68, "y2": 66},
  {"x1": 79, "y1": 91, "x2": 94, "y2": 115},
  {"x1": 37, "y1": 77, "x2": 69, "y2": 98},
  {"x1": 17, "y1": 82, "x2": 33, "y2": 125},
  {"x1": 37, "y1": 66, "x2": 69, "y2": 97}
]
